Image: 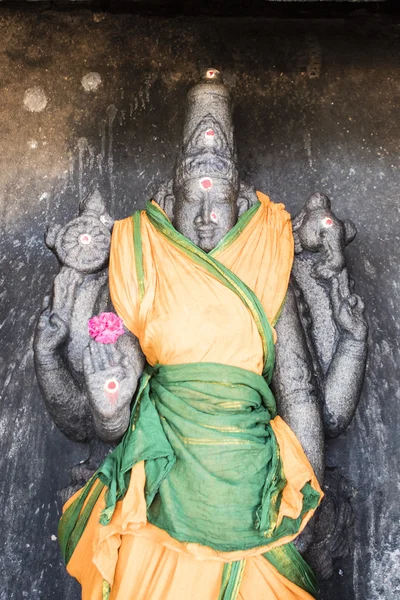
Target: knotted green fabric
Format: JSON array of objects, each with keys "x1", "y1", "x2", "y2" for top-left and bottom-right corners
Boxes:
[{"x1": 59, "y1": 362, "x2": 320, "y2": 564}]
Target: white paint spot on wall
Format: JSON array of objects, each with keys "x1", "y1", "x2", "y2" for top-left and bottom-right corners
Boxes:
[
  {"x1": 23, "y1": 87, "x2": 48, "y2": 112},
  {"x1": 81, "y1": 72, "x2": 102, "y2": 92}
]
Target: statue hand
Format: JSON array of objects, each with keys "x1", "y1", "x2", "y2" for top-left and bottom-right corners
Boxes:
[
  {"x1": 331, "y1": 275, "x2": 367, "y2": 342},
  {"x1": 83, "y1": 340, "x2": 137, "y2": 440},
  {"x1": 35, "y1": 295, "x2": 69, "y2": 356}
]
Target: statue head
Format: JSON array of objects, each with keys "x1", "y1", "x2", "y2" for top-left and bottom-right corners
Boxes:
[{"x1": 160, "y1": 69, "x2": 249, "y2": 252}]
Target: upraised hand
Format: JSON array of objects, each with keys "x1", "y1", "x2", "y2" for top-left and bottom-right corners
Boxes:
[
  {"x1": 83, "y1": 339, "x2": 139, "y2": 441},
  {"x1": 35, "y1": 295, "x2": 69, "y2": 357},
  {"x1": 330, "y1": 271, "x2": 367, "y2": 342}
]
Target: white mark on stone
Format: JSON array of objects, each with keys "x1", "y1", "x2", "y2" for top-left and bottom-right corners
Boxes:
[
  {"x1": 51, "y1": 535, "x2": 57, "y2": 541},
  {"x1": 200, "y1": 177, "x2": 213, "y2": 190},
  {"x1": 77, "y1": 137, "x2": 89, "y2": 201},
  {"x1": 79, "y1": 233, "x2": 92, "y2": 245},
  {"x1": 23, "y1": 87, "x2": 48, "y2": 112},
  {"x1": 106, "y1": 105, "x2": 118, "y2": 210},
  {"x1": 104, "y1": 378, "x2": 119, "y2": 393},
  {"x1": 28, "y1": 140, "x2": 38, "y2": 149},
  {"x1": 306, "y1": 35, "x2": 322, "y2": 79},
  {"x1": 93, "y1": 13, "x2": 107, "y2": 23},
  {"x1": 206, "y1": 69, "x2": 219, "y2": 79},
  {"x1": 303, "y1": 131, "x2": 313, "y2": 168},
  {"x1": 322, "y1": 216, "x2": 333, "y2": 228},
  {"x1": 81, "y1": 72, "x2": 102, "y2": 92},
  {"x1": 39, "y1": 192, "x2": 50, "y2": 202},
  {"x1": 97, "y1": 120, "x2": 107, "y2": 175}
]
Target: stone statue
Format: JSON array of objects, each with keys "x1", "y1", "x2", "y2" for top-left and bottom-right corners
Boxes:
[{"x1": 33, "y1": 69, "x2": 367, "y2": 584}]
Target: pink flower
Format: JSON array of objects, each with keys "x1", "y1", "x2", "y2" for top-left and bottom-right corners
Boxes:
[{"x1": 88, "y1": 312, "x2": 125, "y2": 344}]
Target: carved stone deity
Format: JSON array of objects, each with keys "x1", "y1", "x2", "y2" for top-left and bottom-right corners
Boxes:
[{"x1": 34, "y1": 69, "x2": 367, "y2": 598}]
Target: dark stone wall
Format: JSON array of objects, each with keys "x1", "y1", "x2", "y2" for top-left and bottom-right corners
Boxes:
[{"x1": 0, "y1": 8, "x2": 399, "y2": 600}]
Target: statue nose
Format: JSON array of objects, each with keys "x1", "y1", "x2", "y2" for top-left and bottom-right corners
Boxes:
[{"x1": 199, "y1": 194, "x2": 212, "y2": 225}]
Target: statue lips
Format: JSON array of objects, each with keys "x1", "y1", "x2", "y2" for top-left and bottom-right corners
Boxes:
[{"x1": 196, "y1": 224, "x2": 218, "y2": 247}]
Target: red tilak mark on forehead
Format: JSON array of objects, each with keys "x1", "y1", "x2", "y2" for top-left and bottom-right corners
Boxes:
[
  {"x1": 324, "y1": 217, "x2": 333, "y2": 227},
  {"x1": 107, "y1": 381, "x2": 117, "y2": 390},
  {"x1": 210, "y1": 211, "x2": 218, "y2": 222},
  {"x1": 200, "y1": 178, "x2": 213, "y2": 189},
  {"x1": 205, "y1": 129, "x2": 215, "y2": 137}
]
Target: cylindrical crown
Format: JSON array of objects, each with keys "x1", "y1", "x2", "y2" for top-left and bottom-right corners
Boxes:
[{"x1": 174, "y1": 69, "x2": 238, "y2": 185}]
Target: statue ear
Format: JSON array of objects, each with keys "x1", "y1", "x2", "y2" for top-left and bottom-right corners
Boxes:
[
  {"x1": 162, "y1": 194, "x2": 175, "y2": 221},
  {"x1": 237, "y1": 195, "x2": 250, "y2": 218},
  {"x1": 154, "y1": 178, "x2": 175, "y2": 221},
  {"x1": 237, "y1": 182, "x2": 257, "y2": 217}
]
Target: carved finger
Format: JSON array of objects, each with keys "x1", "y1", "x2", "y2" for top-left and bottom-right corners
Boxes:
[
  {"x1": 337, "y1": 267, "x2": 351, "y2": 299},
  {"x1": 89, "y1": 340, "x2": 104, "y2": 372},
  {"x1": 105, "y1": 344, "x2": 122, "y2": 367},
  {"x1": 329, "y1": 276, "x2": 342, "y2": 316},
  {"x1": 97, "y1": 343, "x2": 111, "y2": 368},
  {"x1": 41, "y1": 294, "x2": 51, "y2": 312},
  {"x1": 83, "y1": 346, "x2": 95, "y2": 375},
  {"x1": 49, "y1": 313, "x2": 67, "y2": 333},
  {"x1": 345, "y1": 295, "x2": 357, "y2": 309},
  {"x1": 36, "y1": 313, "x2": 49, "y2": 331},
  {"x1": 351, "y1": 294, "x2": 365, "y2": 314},
  {"x1": 121, "y1": 355, "x2": 132, "y2": 370}
]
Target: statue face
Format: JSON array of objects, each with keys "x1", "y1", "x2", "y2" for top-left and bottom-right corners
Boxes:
[{"x1": 173, "y1": 177, "x2": 239, "y2": 252}]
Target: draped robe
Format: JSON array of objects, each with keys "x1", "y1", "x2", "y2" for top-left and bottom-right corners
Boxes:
[{"x1": 60, "y1": 192, "x2": 323, "y2": 600}]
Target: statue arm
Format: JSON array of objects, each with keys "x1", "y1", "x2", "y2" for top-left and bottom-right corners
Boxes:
[
  {"x1": 272, "y1": 283, "x2": 325, "y2": 486},
  {"x1": 34, "y1": 294, "x2": 94, "y2": 443},
  {"x1": 323, "y1": 270, "x2": 368, "y2": 438}
]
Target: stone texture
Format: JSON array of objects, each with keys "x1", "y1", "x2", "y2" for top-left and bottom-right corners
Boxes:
[{"x1": 0, "y1": 8, "x2": 399, "y2": 600}]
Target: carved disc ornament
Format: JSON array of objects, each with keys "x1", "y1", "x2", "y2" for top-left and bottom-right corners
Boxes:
[{"x1": 51, "y1": 215, "x2": 111, "y2": 273}]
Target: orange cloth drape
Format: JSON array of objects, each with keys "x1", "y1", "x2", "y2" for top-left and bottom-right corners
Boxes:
[{"x1": 65, "y1": 193, "x2": 321, "y2": 599}]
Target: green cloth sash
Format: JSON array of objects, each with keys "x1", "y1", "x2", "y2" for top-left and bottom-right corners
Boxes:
[
  {"x1": 145, "y1": 362, "x2": 286, "y2": 550},
  {"x1": 264, "y1": 543, "x2": 319, "y2": 598},
  {"x1": 59, "y1": 363, "x2": 320, "y2": 560},
  {"x1": 218, "y1": 561, "x2": 246, "y2": 600}
]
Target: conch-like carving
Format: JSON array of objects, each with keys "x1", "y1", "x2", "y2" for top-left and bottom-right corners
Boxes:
[{"x1": 293, "y1": 192, "x2": 357, "y2": 280}]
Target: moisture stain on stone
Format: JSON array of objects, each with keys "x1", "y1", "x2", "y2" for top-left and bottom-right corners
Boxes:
[
  {"x1": 23, "y1": 87, "x2": 48, "y2": 112},
  {"x1": 81, "y1": 72, "x2": 102, "y2": 92}
]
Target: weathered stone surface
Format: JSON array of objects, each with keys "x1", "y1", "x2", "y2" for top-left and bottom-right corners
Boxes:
[{"x1": 0, "y1": 8, "x2": 399, "y2": 600}]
